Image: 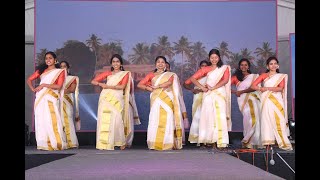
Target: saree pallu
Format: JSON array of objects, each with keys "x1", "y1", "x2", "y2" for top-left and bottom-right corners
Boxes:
[
  {"x1": 96, "y1": 71, "x2": 131, "y2": 150},
  {"x1": 61, "y1": 75, "x2": 79, "y2": 149},
  {"x1": 126, "y1": 78, "x2": 141, "y2": 146},
  {"x1": 176, "y1": 76, "x2": 188, "y2": 144},
  {"x1": 147, "y1": 72, "x2": 184, "y2": 150},
  {"x1": 198, "y1": 65, "x2": 231, "y2": 148},
  {"x1": 260, "y1": 73, "x2": 292, "y2": 150},
  {"x1": 188, "y1": 76, "x2": 207, "y2": 144},
  {"x1": 236, "y1": 74, "x2": 261, "y2": 148},
  {"x1": 34, "y1": 69, "x2": 67, "y2": 150}
]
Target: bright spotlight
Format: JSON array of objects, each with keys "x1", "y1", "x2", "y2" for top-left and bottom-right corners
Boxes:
[{"x1": 288, "y1": 118, "x2": 295, "y2": 140}]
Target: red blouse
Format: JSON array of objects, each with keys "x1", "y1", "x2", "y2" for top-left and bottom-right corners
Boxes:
[
  {"x1": 139, "y1": 72, "x2": 173, "y2": 85},
  {"x1": 185, "y1": 66, "x2": 229, "y2": 85},
  {"x1": 28, "y1": 69, "x2": 65, "y2": 86},
  {"x1": 252, "y1": 73, "x2": 285, "y2": 87},
  {"x1": 231, "y1": 76, "x2": 239, "y2": 86},
  {"x1": 93, "y1": 71, "x2": 129, "y2": 85}
]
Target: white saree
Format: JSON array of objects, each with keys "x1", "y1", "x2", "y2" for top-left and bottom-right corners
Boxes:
[
  {"x1": 96, "y1": 71, "x2": 131, "y2": 150},
  {"x1": 61, "y1": 75, "x2": 79, "y2": 148},
  {"x1": 260, "y1": 73, "x2": 292, "y2": 150},
  {"x1": 34, "y1": 69, "x2": 67, "y2": 150},
  {"x1": 126, "y1": 77, "x2": 141, "y2": 147},
  {"x1": 147, "y1": 72, "x2": 184, "y2": 150},
  {"x1": 188, "y1": 76, "x2": 207, "y2": 144},
  {"x1": 236, "y1": 74, "x2": 261, "y2": 148},
  {"x1": 198, "y1": 65, "x2": 231, "y2": 148}
]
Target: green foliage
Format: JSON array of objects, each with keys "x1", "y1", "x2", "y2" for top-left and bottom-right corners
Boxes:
[
  {"x1": 37, "y1": 34, "x2": 276, "y2": 82},
  {"x1": 55, "y1": 40, "x2": 95, "y2": 83}
]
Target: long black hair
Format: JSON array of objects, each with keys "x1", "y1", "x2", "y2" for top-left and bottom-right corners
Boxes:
[
  {"x1": 153, "y1": 56, "x2": 168, "y2": 72},
  {"x1": 110, "y1": 54, "x2": 125, "y2": 71},
  {"x1": 208, "y1": 49, "x2": 223, "y2": 67},
  {"x1": 265, "y1": 56, "x2": 280, "y2": 73},
  {"x1": 36, "y1": 51, "x2": 59, "y2": 74},
  {"x1": 233, "y1": 58, "x2": 252, "y2": 81}
]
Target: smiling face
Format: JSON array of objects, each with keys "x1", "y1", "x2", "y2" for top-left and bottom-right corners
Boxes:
[
  {"x1": 239, "y1": 60, "x2": 249, "y2": 73},
  {"x1": 267, "y1": 59, "x2": 279, "y2": 72},
  {"x1": 156, "y1": 58, "x2": 166, "y2": 71},
  {"x1": 45, "y1": 54, "x2": 56, "y2": 67},
  {"x1": 111, "y1": 57, "x2": 122, "y2": 71},
  {"x1": 209, "y1": 53, "x2": 220, "y2": 65}
]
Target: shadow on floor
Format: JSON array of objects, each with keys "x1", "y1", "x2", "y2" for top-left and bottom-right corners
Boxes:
[{"x1": 25, "y1": 154, "x2": 75, "y2": 170}]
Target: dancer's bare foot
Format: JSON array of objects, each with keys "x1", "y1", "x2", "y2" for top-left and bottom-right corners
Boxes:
[
  {"x1": 120, "y1": 145, "x2": 126, "y2": 150},
  {"x1": 212, "y1": 143, "x2": 218, "y2": 150},
  {"x1": 172, "y1": 144, "x2": 177, "y2": 150}
]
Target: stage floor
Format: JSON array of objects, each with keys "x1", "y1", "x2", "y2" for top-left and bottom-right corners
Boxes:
[{"x1": 25, "y1": 146, "x2": 289, "y2": 180}]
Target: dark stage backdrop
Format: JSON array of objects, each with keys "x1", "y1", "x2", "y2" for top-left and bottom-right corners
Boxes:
[{"x1": 32, "y1": 0, "x2": 278, "y2": 131}]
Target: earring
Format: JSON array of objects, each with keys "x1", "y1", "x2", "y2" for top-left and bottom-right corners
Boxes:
[{"x1": 55, "y1": 61, "x2": 59, "y2": 64}]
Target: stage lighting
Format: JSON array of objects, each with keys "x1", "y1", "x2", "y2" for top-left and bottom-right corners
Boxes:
[
  {"x1": 289, "y1": 120, "x2": 295, "y2": 127},
  {"x1": 288, "y1": 118, "x2": 295, "y2": 140}
]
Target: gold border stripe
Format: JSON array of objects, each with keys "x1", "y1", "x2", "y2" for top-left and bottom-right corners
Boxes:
[
  {"x1": 215, "y1": 101, "x2": 222, "y2": 146},
  {"x1": 48, "y1": 101, "x2": 62, "y2": 150},
  {"x1": 63, "y1": 102, "x2": 73, "y2": 148},
  {"x1": 248, "y1": 99, "x2": 256, "y2": 127},
  {"x1": 154, "y1": 107, "x2": 167, "y2": 150},
  {"x1": 64, "y1": 94, "x2": 73, "y2": 106}
]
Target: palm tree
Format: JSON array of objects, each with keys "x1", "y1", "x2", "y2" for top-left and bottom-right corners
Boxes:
[
  {"x1": 254, "y1": 42, "x2": 274, "y2": 73},
  {"x1": 86, "y1": 34, "x2": 102, "y2": 71},
  {"x1": 153, "y1": 35, "x2": 174, "y2": 60},
  {"x1": 96, "y1": 42, "x2": 124, "y2": 69},
  {"x1": 216, "y1": 41, "x2": 232, "y2": 64},
  {"x1": 190, "y1": 41, "x2": 207, "y2": 72},
  {"x1": 228, "y1": 52, "x2": 242, "y2": 74},
  {"x1": 149, "y1": 44, "x2": 158, "y2": 61},
  {"x1": 173, "y1": 36, "x2": 191, "y2": 78},
  {"x1": 128, "y1": 43, "x2": 151, "y2": 64},
  {"x1": 254, "y1": 42, "x2": 273, "y2": 61},
  {"x1": 240, "y1": 48, "x2": 254, "y2": 60}
]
